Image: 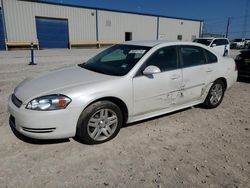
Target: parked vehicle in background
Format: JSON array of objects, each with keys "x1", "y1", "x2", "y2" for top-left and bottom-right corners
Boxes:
[
  {"x1": 193, "y1": 38, "x2": 230, "y2": 56},
  {"x1": 235, "y1": 45, "x2": 250, "y2": 79},
  {"x1": 8, "y1": 41, "x2": 237, "y2": 144},
  {"x1": 230, "y1": 38, "x2": 246, "y2": 49},
  {"x1": 244, "y1": 39, "x2": 250, "y2": 48}
]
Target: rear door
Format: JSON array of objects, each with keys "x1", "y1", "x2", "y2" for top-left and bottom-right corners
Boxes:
[
  {"x1": 133, "y1": 46, "x2": 182, "y2": 116},
  {"x1": 179, "y1": 45, "x2": 212, "y2": 104}
]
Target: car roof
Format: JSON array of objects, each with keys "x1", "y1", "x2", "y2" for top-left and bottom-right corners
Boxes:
[
  {"x1": 195, "y1": 37, "x2": 228, "y2": 40},
  {"x1": 121, "y1": 40, "x2": 169, "y2": 47},
  {"x1": 121, "y1": 40, "x2": 207, "y2": 47}
]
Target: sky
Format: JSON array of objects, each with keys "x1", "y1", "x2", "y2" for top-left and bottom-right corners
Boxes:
[{"x1": 41, "y1": 0, "x2": 250, "y2": 38}]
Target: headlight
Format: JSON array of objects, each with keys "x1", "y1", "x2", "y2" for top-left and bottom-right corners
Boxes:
[{"x1": 26, "y1": 94, "x2": 71, "y2": 111}]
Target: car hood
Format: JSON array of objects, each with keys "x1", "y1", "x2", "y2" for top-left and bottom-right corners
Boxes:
[{"x1": 14, "y1": 65, "x2": 115, "y2": 103}]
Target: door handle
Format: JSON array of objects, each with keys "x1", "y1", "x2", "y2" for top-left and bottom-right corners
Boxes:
[
  {"x1": 206, "y1": 68, "x2": 213, "y2": 72},
  {"x1": 170, "y1": 74, "x2": 180, "y2": 80}
]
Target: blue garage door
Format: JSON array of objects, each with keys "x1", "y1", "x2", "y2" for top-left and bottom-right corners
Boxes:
[
  {"x1": 36, "y1": 17, "x2": 69, "y2": 49},
  {"x1": 0, "y1": 8, "x2": 5, "y2": 50}
]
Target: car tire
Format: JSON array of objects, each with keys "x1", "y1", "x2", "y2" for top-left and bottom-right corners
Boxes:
[
  {"x1": 76, "y1": 100, "x2": 123, "y2": 144},
  {"x1": 203, "y1": 80, "x2": 225, "y2": 109}
]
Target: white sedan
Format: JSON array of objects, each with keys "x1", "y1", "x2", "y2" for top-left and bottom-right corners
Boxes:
[{"x1": 8, "y1": 41, "x2": 237, "y2": 144}]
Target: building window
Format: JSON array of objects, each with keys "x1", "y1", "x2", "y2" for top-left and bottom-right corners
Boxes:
[
  {"x1": 125, "y1": 32, "x2": 132, "y2": 41},
  {"x1": 177, "y1": 35, "x2": 182, "y2": 41}
]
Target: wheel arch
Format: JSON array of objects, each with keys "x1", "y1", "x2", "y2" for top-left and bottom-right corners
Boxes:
[
  {"x1": 215, "y1": 77, "x2": 227, "y2": 90},
  {"x1": 80, "y1": 96, "x2": 129, "y2": 124}
]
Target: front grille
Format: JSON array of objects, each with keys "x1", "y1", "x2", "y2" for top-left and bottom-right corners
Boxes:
[{"x1": 11, "y1": 94, "x2": 22, "y2": 108}]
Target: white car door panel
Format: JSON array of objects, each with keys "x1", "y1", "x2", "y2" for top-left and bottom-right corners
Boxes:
[
  {"x1": 179, "y1": 45, "x2": 212, "y2": 104},
  {"x1": 211, "y1": 39, "x2": 230, "y2": 56},
  {"x1": 133, "y1": 46, "x2": 182, "y2": 116},
  {"x1": 181, "y1": 65, "x2": 212, "y2": 103},
  {"x1": 133, "y1": 70, "x2": 182, "y2": 115},
  {"x1": 212, "y1": 46, "x2": 224, "y2": 55}
]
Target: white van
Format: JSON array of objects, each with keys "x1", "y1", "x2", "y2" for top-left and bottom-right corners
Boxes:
[{"x1": 193, "y1": 38, "x2": 230, "y2": 56}]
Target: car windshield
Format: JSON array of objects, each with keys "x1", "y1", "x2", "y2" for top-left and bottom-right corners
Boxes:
[
  {"x1": 193, "y1": 39, "x2": 212, "y2": 46},
  {"x1": 233, "y1": 39, "x2": 242, "y2": 42},
  {"x1": 79, "y1": 44, "x2": 151, "y2": 76}
]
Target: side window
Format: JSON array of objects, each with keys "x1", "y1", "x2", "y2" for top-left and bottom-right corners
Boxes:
[
  {"x1": 144, "y1": 46, "x2": 178, "y2": 72},
  {"x1": 204, "y1": 49, "x2": 218, "y2": 63},
  {"x1": 212, "y1": 39, "x2": 229, "y2": 46},
  {"x1": 222, "y1": 39, "x2": 229, "y2": 45},
  {"x1": 180, "y1": 46, "x2": 206, "y2": 68},
  {"x1": 212, "y1": 39, "x2": 219, "y2": 46},
  {"x1": 217, "y1": 39, "x2": 224, "y2": 46}
]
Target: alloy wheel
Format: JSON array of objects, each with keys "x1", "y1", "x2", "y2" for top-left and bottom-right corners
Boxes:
[
  {"x1": 87, "y1": 109, "x2": 118, "y2": 141},
  {"x1": 209, "y1": 83, "x2": 223, "y2": 106}
]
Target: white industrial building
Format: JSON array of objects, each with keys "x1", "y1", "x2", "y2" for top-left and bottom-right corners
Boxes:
[{"x1": 0, "y1": 0, "x2": 203, "y2": 50}]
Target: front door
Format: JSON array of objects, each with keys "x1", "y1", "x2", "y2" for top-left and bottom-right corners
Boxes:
[
  {"x1": 211, "y1": 39, "x2": 229, "y2": 56},
  {"x1": 133, "y1": 46, "x2": 182, "y2": 116}
]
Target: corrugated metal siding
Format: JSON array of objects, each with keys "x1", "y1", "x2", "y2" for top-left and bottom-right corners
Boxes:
[
  {"x1": 3, "y1": 0, "x2": 96, "y2": 41},
  {"x1": 98, "y1": 10, "x2": 157, "y2": 42},
  {"x1": 3, "y1": 0, "x2": 201, "y2": 44},
  {"x1": 159, "y1": 17, "x2": 200, "y2": 41}
]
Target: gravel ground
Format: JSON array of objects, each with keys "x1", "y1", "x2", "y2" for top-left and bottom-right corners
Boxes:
[{"x1": 0, "y1": 49, "x2": 249, "y2": 188}]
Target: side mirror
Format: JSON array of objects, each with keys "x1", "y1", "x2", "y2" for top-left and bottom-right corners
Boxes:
[
  {"x1": 143, "y1": 65, "x2": 161, "y2": 75},
  {"x1": 212, "y1": 43, "x2": 216, "y2": 47}
]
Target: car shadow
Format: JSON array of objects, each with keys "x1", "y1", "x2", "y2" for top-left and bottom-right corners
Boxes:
[{"x1": 9, "y1": 118, "x2": 70, "y2": 145}]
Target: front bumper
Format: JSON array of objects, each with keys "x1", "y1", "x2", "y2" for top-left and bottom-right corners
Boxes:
[{"x1": 8, "y1": 95, "x2": 80, "y2": 139}]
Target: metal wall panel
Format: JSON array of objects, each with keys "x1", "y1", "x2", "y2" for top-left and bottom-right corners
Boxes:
[
  {"x1": 159, "y1": 17, "x2": 201, "y2": 41},
  {"x1": 98, "y1": 10, "x2": 157, "y2": 42},
  {"x1": 0, "y1": 8, "x2": 5, "y2": 50},
  {"x1": 3, "y1": 0, "x2": 201, "y2": 44},
  {"x1": 3, "y1": 0, "x2": 96, "y2": 41}
]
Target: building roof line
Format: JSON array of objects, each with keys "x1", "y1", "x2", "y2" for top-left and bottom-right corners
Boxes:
[{"x1": 19, "y1": 0, "x2": 203, "y2": 22}]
